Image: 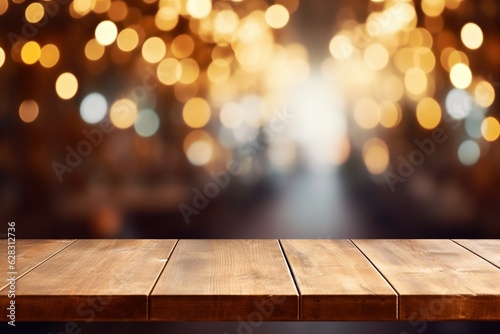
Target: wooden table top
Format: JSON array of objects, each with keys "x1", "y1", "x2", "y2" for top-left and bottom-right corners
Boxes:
[{"x1": 1, "y1": 239, "x2": 499, "y2": 321}]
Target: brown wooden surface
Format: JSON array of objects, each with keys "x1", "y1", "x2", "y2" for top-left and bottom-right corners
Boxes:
[
  {"x1": 353, "y1": 239, "x2": 500, "y2": 320},
  {"x1": 0, "y1": 239, "x2": 177, "y2": 321},
  {"x1": 454, "y1": 239, "x2": 500, "y2": 269},
  {"x1": 280, "y1": 239, "x2": 397, "y2": 320},
  {"x1": 150, "y1": 239, "x2": 299, "y2": 321},
  {"x1": 0, "y1": 239, "x2": 75, "y2": 290}
]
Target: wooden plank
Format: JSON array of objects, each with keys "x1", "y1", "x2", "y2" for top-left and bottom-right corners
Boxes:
[
  {"x1": 280, "y1": 239, "x2": 397, "y2": 320},
  {"x1": 150, "y1": 239, "x2": 298, "y2": 321},
  {"x1": 353, "y1": 239, "x2": 500, "y2": 320},
  {"x1": 454, "y1": 240, "x2": 500, "y2": 269},
  {"x1": 0, "y1": 239, "x2": 75, "y2": 290},
  {"x1": 0, "y1": 239, "x2": 177, "y2": 321}
]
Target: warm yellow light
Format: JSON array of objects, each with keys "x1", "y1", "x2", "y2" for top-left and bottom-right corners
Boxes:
[
  {"x1": 183, "y1": 97, "x2": 211, "y2": 128},
  {"x1": 265, "y1": 4, "x2": 289, "y2": 29},
  {"x1": 85, "y1": 39, "x2": 105, "y2": 61},
  {"x1": 110, "y1": 98, "x2": 138, "y2": 129},
  {"x1": 73, "y1": 0, "x2": 93, "y2": 15},
  {"x1": 25, "y1": 2, "x2": 44, "y2": 23},
  {"x1": 416, "y1": 97, "x2": 442, "y2": 130},
  {"x1": 448, "y1": 50, "x2": 469, "y2": 70},
  {"x1": 142, "y1": 37, "x2": 166, "y2": 63},
  {"x1": 0, "y1": 0, "x2": 8, "y2": 16},
  {"x1": 364, "y1": 43, "x2": 389, "y2": 70},
  {"x1": 362, "y1": 138, "x2": 389, "y2": 175},
  {"x1": 215, "y1": 10, "x2": 239, "y2": 34},
  {"x1": 186, "y1": 140, "x2": 213, "y2": 166},
  {"x1": 117, "y1": 28, "x2": 139, "y2": 52},
  {"x1": 207, "y1": 60, "x2": 230, "y2": 84},
  {"x1": 353, "y1": 98, "x2": 380, "y2": 129},
  {"x1": 405, "y1": 67, "x2": 427, "y2": 95},
  {"x1": 0, "y1": 47, "x2": 5, "y2": 68},
  {"x1": 481, "y1": 117, "x2": 500, "y2": 142},
  {"x1": 107, "y1": 0, "x2": 128, "y2": 21},
  {"x1": 413, "y1": 47, "x2": 435, "y2": 73},
  {"x1": 157, "y1": 58, "x2": 182, "y2": 85},
  {"x1": 474, "y1": 81, "x2": 495, "y2": 108},
  {"x1": 186, "y1": 0, "x2": 211, "y2": 19},
  {"x1": 450, "y1": 63, "x2": 472, "y2": 89},
  {"x1": 21, "y1": 41, "x2": 41, "y2": 65},
  {"x1": 39, "y1": 44, "x2": 59, "y2": 68},
  {"x1": 421, "y1": 0, "x2": 445, "y2": 17},
  {"x1": 95, "y1": 20, "x2": 118, "y2": 46},
  {"x1": 178, "y1": 58, "x2": 199, "y2": 84},
  {"x1": 93, "y1": 0, "x2": 111, "y2": 14},
  {"x1": 19, "y1": 99, "x2": 39, "y2": 123},
  {"x1": 329, "y1": 35, "x2": 353, "y2": 60},
  {"x1": 379, "y1": 101, "x2": 402, "y2": 128},
  {"x1": 155, "y1": 6, "x2": 179, "y2": 31},
  {"x1": 56, "y1": 73, "x2": 78, "y2": 100},
  {"x1": 461, "y1": 23, "x2": 483, "y2": 50},
  {"x1": 171, "y1": 34, "x2": 195, "y2": 59}
]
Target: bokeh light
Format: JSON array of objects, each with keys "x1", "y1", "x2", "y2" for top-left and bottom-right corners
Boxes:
[
  {"x1": 21, "y1": 41, "x2": 41, "y2": 65},
  {"x1": 481, "y1": 117, "x2": 500, "y2": 142},
  {"x1": 364, "y1": 43, "x2": 389, "y2": 70},
  {"x1": 117, "y1": 28, "x2": 139, "y2": 52},
  {"x1": 19, "y1": 99, "x2": 39, "y2": 123},
  {"x1": 362, "y1": 138, "x2": 389, "y2": 175},
  {"x1": 80, "y1": 93, "x2": 108, "y2": 124},
  {"x1": 0, "y1": 47, "x2": 5, "y2": 68},
  {"x1": 110, "y1": 98, "x2": 138, "y2": 129},
  {"x1": 85, "y1": 39, "x2": 105, "y2": 61},
  {"x1": 183, "y1": 97, "x2": 211, "y2": 128},
  {"x1": 416, "y1": 97, "x2": 442, "y2": 130},
  {"x1": 450, "y1": 63, "x2": 472, "y2": 89},
  {"x1": 25, "y1": 2, "x2": 44, "y2": 23},
  {"x1": 142, "y1": 37, "x2": 167, "y2": 64},
  {"x1": 265, "y1": 4, "x2": 290, "y2": 29},
  {"x1": 474, "y1": 81, "x2": 495, "y2": 108},
  {"x1": 157, "y1": 58, "x2": 182, "y2": 85},
  {"x1": 55, "y1": 72, "x2": 78, "y2": 100},
  {"x1": 446, "y1": 88, "x2": 472, "y2": 120},
  {"x1": 220, "y1": 102, "x2": 244, "y2": 129},
  {"x1": 461, "y1": 23, "x2": 483, "y2": 50},
  {"x1": 186, "y1": 0, "x2": 211, "y2": 19},
  {"x1": 457, "y1": 140, "x2": 480, "y2": 166},
  {"x1": 353, "y1": 98, "x2": 380, "y2": 129},
  {"x1": 95, "y1": 20, "x2": 118, "y2": 46},
  {"x1": 134, "y1": 109, "x2": 160, "y2": 137},
  {"x1": 39, "y1": 44, "x2": 60, "y2": 68}
]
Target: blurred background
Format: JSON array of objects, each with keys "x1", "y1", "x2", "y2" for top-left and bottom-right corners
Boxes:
[{"x1": 1, "y1": 0, "x2": 500, "y2": 333}]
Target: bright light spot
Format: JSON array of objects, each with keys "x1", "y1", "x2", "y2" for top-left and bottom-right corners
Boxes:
[
  {"x1": 329, "y1": 35, "x2": 353, "y2": 60},
  {"x1": 186, "y1": 141, "x2": 213, "y2": 165},
  {"x1": 214, "y1": 10, "x2": 239, "y2": 34},
  {"x1": 171, "y1": 34, "x2": 195, "y2": 59},
  {"x1": 413, "y1": 47, "x2": 435, "y2": 73},
  {"x1": 474, "y1": 81, "x2": 495, "y2": 108},
  {"x1": 155, "y1": 6, "x2": 178, "y2": 31},
  {"x1": 457, "y1": 140, "x2": 480, "y2": 166},
  {"x1": 21, "y1": 41, "x2": 41, "y2": 65},
  {"x1": 207, "y1": 60, "x2": 230, "y2": 84},
  {"x1": 25, "y1": 3, "x2": 44, "y2": 23},
  {"x1": 354, "y1": 98, "x2": 380, "y2": 129},
  {"x1": 379, "y1": 101, "x2": 401, "y2": 128},
  {"x1": 446, "y1": 88, "x2": 473, "y2": 120},
  {"x1": 265, "y1": 4, "x2": 289, "y2": 29},
  {"x1": 450, "y1": 63, "x2": 472, "y2": 89},
  {"x1": 364, "y1": 43, "x2": 389, "y2": 70},
  {"x1": 73, "y1": 0, "x2": 93, "y2": 15},
  {"x1": 80, "y1": 93, "x2": 107, "y2": 124},
  {"x1": 39, "y1": 44, "x2": 59, "y2": 68},
  {"x1": 178, "y1": 58, "x2": 199, "y2": 84},
  {"x1": 362, "y1": 138, "x2": 389, "y2": 174},
  {"x1": 481, "y1": 117, "x2": 500, "y2": 142},
  {"x1": 416, "y1": 97, "x2": 441, "y2": 130},
  {"x1": 142, "y1": 37, "x2": 166, "y2": 63},
  {"x1": 110, "y1": 98, "x2": 138, "y2": 129},
  {"x1": 186, "y1": 0, "x2": 211, "y2": 19},
  {"x1": 55, "y1": 72, "x2": 78, "y2": 100},
  {"x1": 134, "y1": 109, "x2": 160, "y2": 137},
  {"x1": 95, "y1": 20, "x2": 118, "y2": 46},
  {"x1": 85, "y1": 39, "x2": 105, "y2": 61},
  {"x1": 405, "y1": 67, "x2": 427, "y2": 95},
  {"x1": 183, "y1": 97, "x2": 211, "y2": 128},
  {"x1": 421, "y1": 0, "x2": 445, "y2": 17},
  {"x1": 220, "y1": 102, "x2": 244, "y2": 129},
  {"x1": 157, "y1": 58, "x2": 182, "y2": 85},
  {"x1": 117, "y1": 28, "x2": 139, "y2": 52},
  {"x1": 0, "y1": 47, "x2": 5, "y2": 68},
  {"x1": 19, "y1": 99, "x2": 39, "y2": 123},
  {"x1": 461, "y1": 23, "x2": 483, "y2": 50}
]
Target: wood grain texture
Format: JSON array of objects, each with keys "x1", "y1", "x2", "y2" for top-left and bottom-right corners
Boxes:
[
  {"x1": 353, "y1": 239, "x2": 500, "y2": 320},
  {"x1": 454, "y1": 239, "x2": 500, "y2": 269},
  {"x1": 0, "y1": 239, "x2": 177, "y2": 321},
  {"x1": 0, "y1": 239, "x2": 75, "y2": 290},
  {"x1": 280, "y1": 239, "x2": 397, "y2": 320},
  {"x1": 150, "y1": 239, "x2": 298, "y2": 321}
]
